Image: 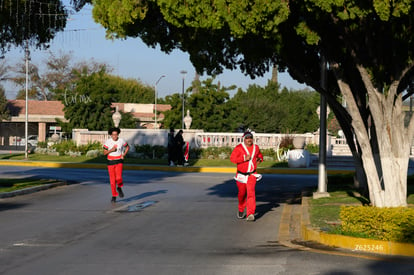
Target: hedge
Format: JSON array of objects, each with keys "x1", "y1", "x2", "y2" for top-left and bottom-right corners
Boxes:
[{"x1": 340, "y1": 206, "x2": 414, "y2": 243}]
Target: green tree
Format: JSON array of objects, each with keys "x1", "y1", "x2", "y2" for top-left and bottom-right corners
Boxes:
[
  {"x1": 228, "y1": 82, "x2": 319, "y2": 133},
  {"x1": 0, "y1": 1, "x2": 91, "y2": 54},
  {"x1": 0, "y1": 61, "x2": 10, "y2": 120},
  {"x1": 162, "y1": 78, "x2": 235, "y2": 131},
  {"x1": 186, "y1": 78, "x2": 234, "y2": 131},
  {"x1": 12, "y1": 52, "x2": 110, "y2": 101},
  {"x1": 43, "y1": 51, "x2": 77, "y2": 100},
  {"x1": 107, "y1": 76, "x2": 154, "y2": 104},
  {"x1": 61, "y1": 67, "x2": 136, "y2": 131},
  {"x1": 277, "y1": 88, "x2": 320, "y2": 133},
  {"x1": 92, "y1": 0, "x2": 414, "y2": 207},
  {"x1": 1, "y1": 0, "x2": 64, "y2": 54},
  {"x1": 0, "y1": 87, "x2": 10, "y2": 121},
  {"x1": 13, "y1": 60, "x2": 48, "y2": 100},
  {"x1": 161, "y1": 93, "x2": 185, "y2": 130}
]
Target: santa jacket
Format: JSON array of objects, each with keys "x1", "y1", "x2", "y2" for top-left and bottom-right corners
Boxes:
[{"x1": 230, "y1": 143, "x2": 263, "y2": 174}]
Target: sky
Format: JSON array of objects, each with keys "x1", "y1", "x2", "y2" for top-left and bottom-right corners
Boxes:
[{"x1": 1, "y1": 3, "x2": 308, "y2": 100}]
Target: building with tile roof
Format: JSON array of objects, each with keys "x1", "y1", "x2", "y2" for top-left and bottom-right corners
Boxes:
[{"x1": 0, "y1": 100, "x2": 171, "y2": 148}]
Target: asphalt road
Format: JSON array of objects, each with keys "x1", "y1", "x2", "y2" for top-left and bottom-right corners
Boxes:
[{"x1": 0, "y1": 166, "x2": 413, "y2": 275}]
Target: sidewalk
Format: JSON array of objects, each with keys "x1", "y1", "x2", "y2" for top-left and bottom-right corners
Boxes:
[{"x1": 1, "y1": 158, "x2": 413, "y2": 258}]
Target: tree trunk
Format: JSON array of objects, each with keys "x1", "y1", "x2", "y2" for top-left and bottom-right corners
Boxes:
[{"x1": 336, "y1": 65, "x2": 410, "y2": 207}]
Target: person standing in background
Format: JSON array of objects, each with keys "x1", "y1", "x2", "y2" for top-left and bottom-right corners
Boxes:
[
  {"x1": 167, "y1": 127, "x2": 176, "y2": 166},
  {"x1": 103, "y1": 127, "x2": 129, "y2": 203},
  {"x1": 174, "y1": 130, "x2": 185, "y2": 166}
]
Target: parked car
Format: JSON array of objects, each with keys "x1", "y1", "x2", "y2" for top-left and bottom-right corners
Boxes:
[{"x1": 14, "y1": 135, "x2": 38, "y2": 147}]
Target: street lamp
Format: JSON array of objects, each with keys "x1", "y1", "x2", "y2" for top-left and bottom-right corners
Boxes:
[
  {"x1": 154, "y1": 75, "x2": 165, "y2": 129},
  {"x1": 180, "y1": 70, "x2": 187, "y2": 129},
  {"x1": 24, "y1": 41, "x2": 30, "y2": 159}
]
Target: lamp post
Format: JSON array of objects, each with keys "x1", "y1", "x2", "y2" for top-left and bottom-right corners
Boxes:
[
  {"x1": 180, "y1": 70, "x2": 187, "y2": 129},
  {"x1": 154, "y1": 75, "x2": 165, "y2": 129},
  {"x1": 24, "y1": 41, "x2": 30, "y2": 159}
]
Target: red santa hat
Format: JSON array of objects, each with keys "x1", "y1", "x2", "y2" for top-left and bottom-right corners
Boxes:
[{"x1": 243, "y1": 131, "x2": 253, "y2": 139}]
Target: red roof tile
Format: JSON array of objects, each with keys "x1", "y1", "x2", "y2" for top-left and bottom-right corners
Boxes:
[{"x1": 7, "y1": 100, "x2": 65, "y2": 116}]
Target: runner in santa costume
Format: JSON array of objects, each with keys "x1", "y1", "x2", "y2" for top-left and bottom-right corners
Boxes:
[
  {"x1": 230, "y1": 131, "x2": 263, "y2": 221},
  {"x1": 103, "y1": 127, "x2": 129, "y2": 203}
]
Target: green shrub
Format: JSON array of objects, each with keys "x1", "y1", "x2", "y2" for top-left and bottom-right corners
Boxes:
[
  {"x1": 134, "y1": 144, "x2": 166, "y2": 159},
  {"x1": 261, "y1": 148, "x2": 277, "y2": 159},
  {"x1": 78, "y1": 141, "x2": 102, "y2": 155},
  {"x1": 190, "y1": 148, "x2": 202, "y2": 159},
  {"x1": 37, "y1": 141, "x2": 47, "y2": 148},
  {"x1": 340, "y1": 206, "x2": 414, "y2": 243},
  {"x1": 305, "y1": 143, "x2": 319, "y2": 154},
  {"x1": 279, "y1": 134, "x2": 294, "y2": 150},
  {"x1": 50, "y1": 140, "x2": 78, "y2": 155},
  {"x1": 152, "y1": 145, "x2": 167, "y2": 159}
]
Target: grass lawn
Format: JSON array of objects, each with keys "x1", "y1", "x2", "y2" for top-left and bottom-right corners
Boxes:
[
  {"x1": 0, "y1": 152, "x2": 287, "y2": 193},
  {"x1": 309, "y1": 174, "x2": 414, "y2": 242},
  {"x1": 0, "y1": 152, "x2": 288, "y2": 168},
  {"x1": 0, "y1": 177, "x2": 62, "y2": 193}
]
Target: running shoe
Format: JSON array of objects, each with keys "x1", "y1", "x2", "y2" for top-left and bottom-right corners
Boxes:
[
  {"x1": 246, "y1": 214, "x2": 255, "y2": 221},
  {"x1": 117, "y1": 187, "x2": 124, "y2": 198}
]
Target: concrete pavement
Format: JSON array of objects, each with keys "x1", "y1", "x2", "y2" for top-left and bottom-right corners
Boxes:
[{"x1": 0, "y1": 158, "x2": 413, "y2": 258}]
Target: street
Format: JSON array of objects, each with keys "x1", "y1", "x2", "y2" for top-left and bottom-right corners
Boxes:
[{"x1": 0, "y1": 166, "x2": 413, "y2": 274}]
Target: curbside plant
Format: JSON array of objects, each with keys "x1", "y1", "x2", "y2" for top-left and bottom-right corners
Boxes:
[{"x1": 340, "y1": 206, "x2": 414, "y2": 243}]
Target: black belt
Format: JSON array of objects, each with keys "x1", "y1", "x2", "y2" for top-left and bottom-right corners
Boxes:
[{"x1": 237, "y1": 170, "x2": 256, "y2": 176}]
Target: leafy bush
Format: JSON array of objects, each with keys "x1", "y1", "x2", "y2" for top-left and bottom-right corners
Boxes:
[
  {"x1": 340, "y1": 206, "x2": 414, "y2": 243},
  {"x1": 50, "y1": 140, "x2": 78, "y2": 155},
  {"x1": 261, "y1": 148, "x2": 278, "y2": 159},
  {"x1": 134, "y1": 144, "x2": 166, "y2": 159},
  {"x1": 198, "y1": 147, "x2": 233, "y2": 159},
  {"x1": 37, "y1": 141, "x2": 47, "y2": 148},
  {"x1": 77, "y1": 141, "x2": 102, "y2": 155},
  {"x1": 279, "y1": 134, "x2": 294, "y2": 151},
  {"x1": 305, "y1": 143, "x2": 319, "y2": 154},
  {"x1": 190, "y1": 147, "x2": 202, "y2": 159}
]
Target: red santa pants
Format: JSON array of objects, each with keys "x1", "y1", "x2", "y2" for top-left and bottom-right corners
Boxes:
[
  {"x1": 236, "y1": 175, "x2": 257, "y2": 216},
  {"x1": 107, "y1": 163, "x2": 124, "y2": 197}
]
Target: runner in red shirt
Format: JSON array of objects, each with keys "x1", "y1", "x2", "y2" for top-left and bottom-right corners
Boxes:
[
  {"x1": 230, "y1": 131, "x2": 263, "y2": 221},
  {"x1": 103, "y1": 127, "x2": 129, "y2": 203}
]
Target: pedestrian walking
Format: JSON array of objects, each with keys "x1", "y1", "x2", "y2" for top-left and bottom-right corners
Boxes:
[
  {"x1": 167, "y1": 127, "x2": 176, "y2": 166},
  {"x1": 103, "y1": 127, "x2": 129, "y2": 203},
  {"x1": 183, "y1": 141, "x2": 190, "y2": 166},
  {"x1": 230, "y1": 131, "x2": 263, "y2": 221},
  {"x1": 174, "y1": 129, "x2": 185, "y2": 166}
]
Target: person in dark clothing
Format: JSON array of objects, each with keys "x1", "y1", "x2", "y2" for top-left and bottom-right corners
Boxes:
[
  {"x1": 167, "y1": 128, "x2": 176, "y2": 166},
  {"x1": 174, "y1": 130, "x2": 185, "y2": 166}
]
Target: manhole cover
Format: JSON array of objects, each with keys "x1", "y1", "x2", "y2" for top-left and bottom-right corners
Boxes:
[{"x1": 120, "y1": 200, "x2": 158, "y2": 212}]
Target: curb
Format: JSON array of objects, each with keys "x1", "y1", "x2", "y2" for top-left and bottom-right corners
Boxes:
[
  {"x1": 301, "y1": 197, "x2": 414, "y2": 257},
  {"x1": 0, "y1": 180, "x2": 71, "y2": 199},
  {"x1": 0, "y1": 160, "x2": 355, "y2": 175}
]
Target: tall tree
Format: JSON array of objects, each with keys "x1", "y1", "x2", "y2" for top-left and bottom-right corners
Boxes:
[
  {"x1": 160, "y1": 93, "x2": 182, "y2": 130},
  {"x1": 43, "y1": 51, "x2": 76, "y2": 100},
  {"x1": 61, "y1": 67, "x2": 136, "y2": 131},
  {"x1": 13, "y1": 60, "x2": 48, "y2": 100},
  {"x1": 92, "y1": 0, "x2": 414, "y2": 207},
  {"x1": 110, "y1": 76, "x2": 155, "y2": 104},
  {"x1": 0, "y1": 60, "x2": 9, "y2": 82},
  {"x1": 0, "y1": 1, "x2": 91, "y2": 54},
  {"x1": 0, "y1": 86, "x2": 10, "y2": 121},
  {"x1": 186, "y1": 78, "x2": 234, "y2": 131},
  {"x1": 162, "y1": 78, "x2": 235, "y2": 131},
  {"x1": 229, "y1": 82, "x2": 319, "y2": 133}
]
